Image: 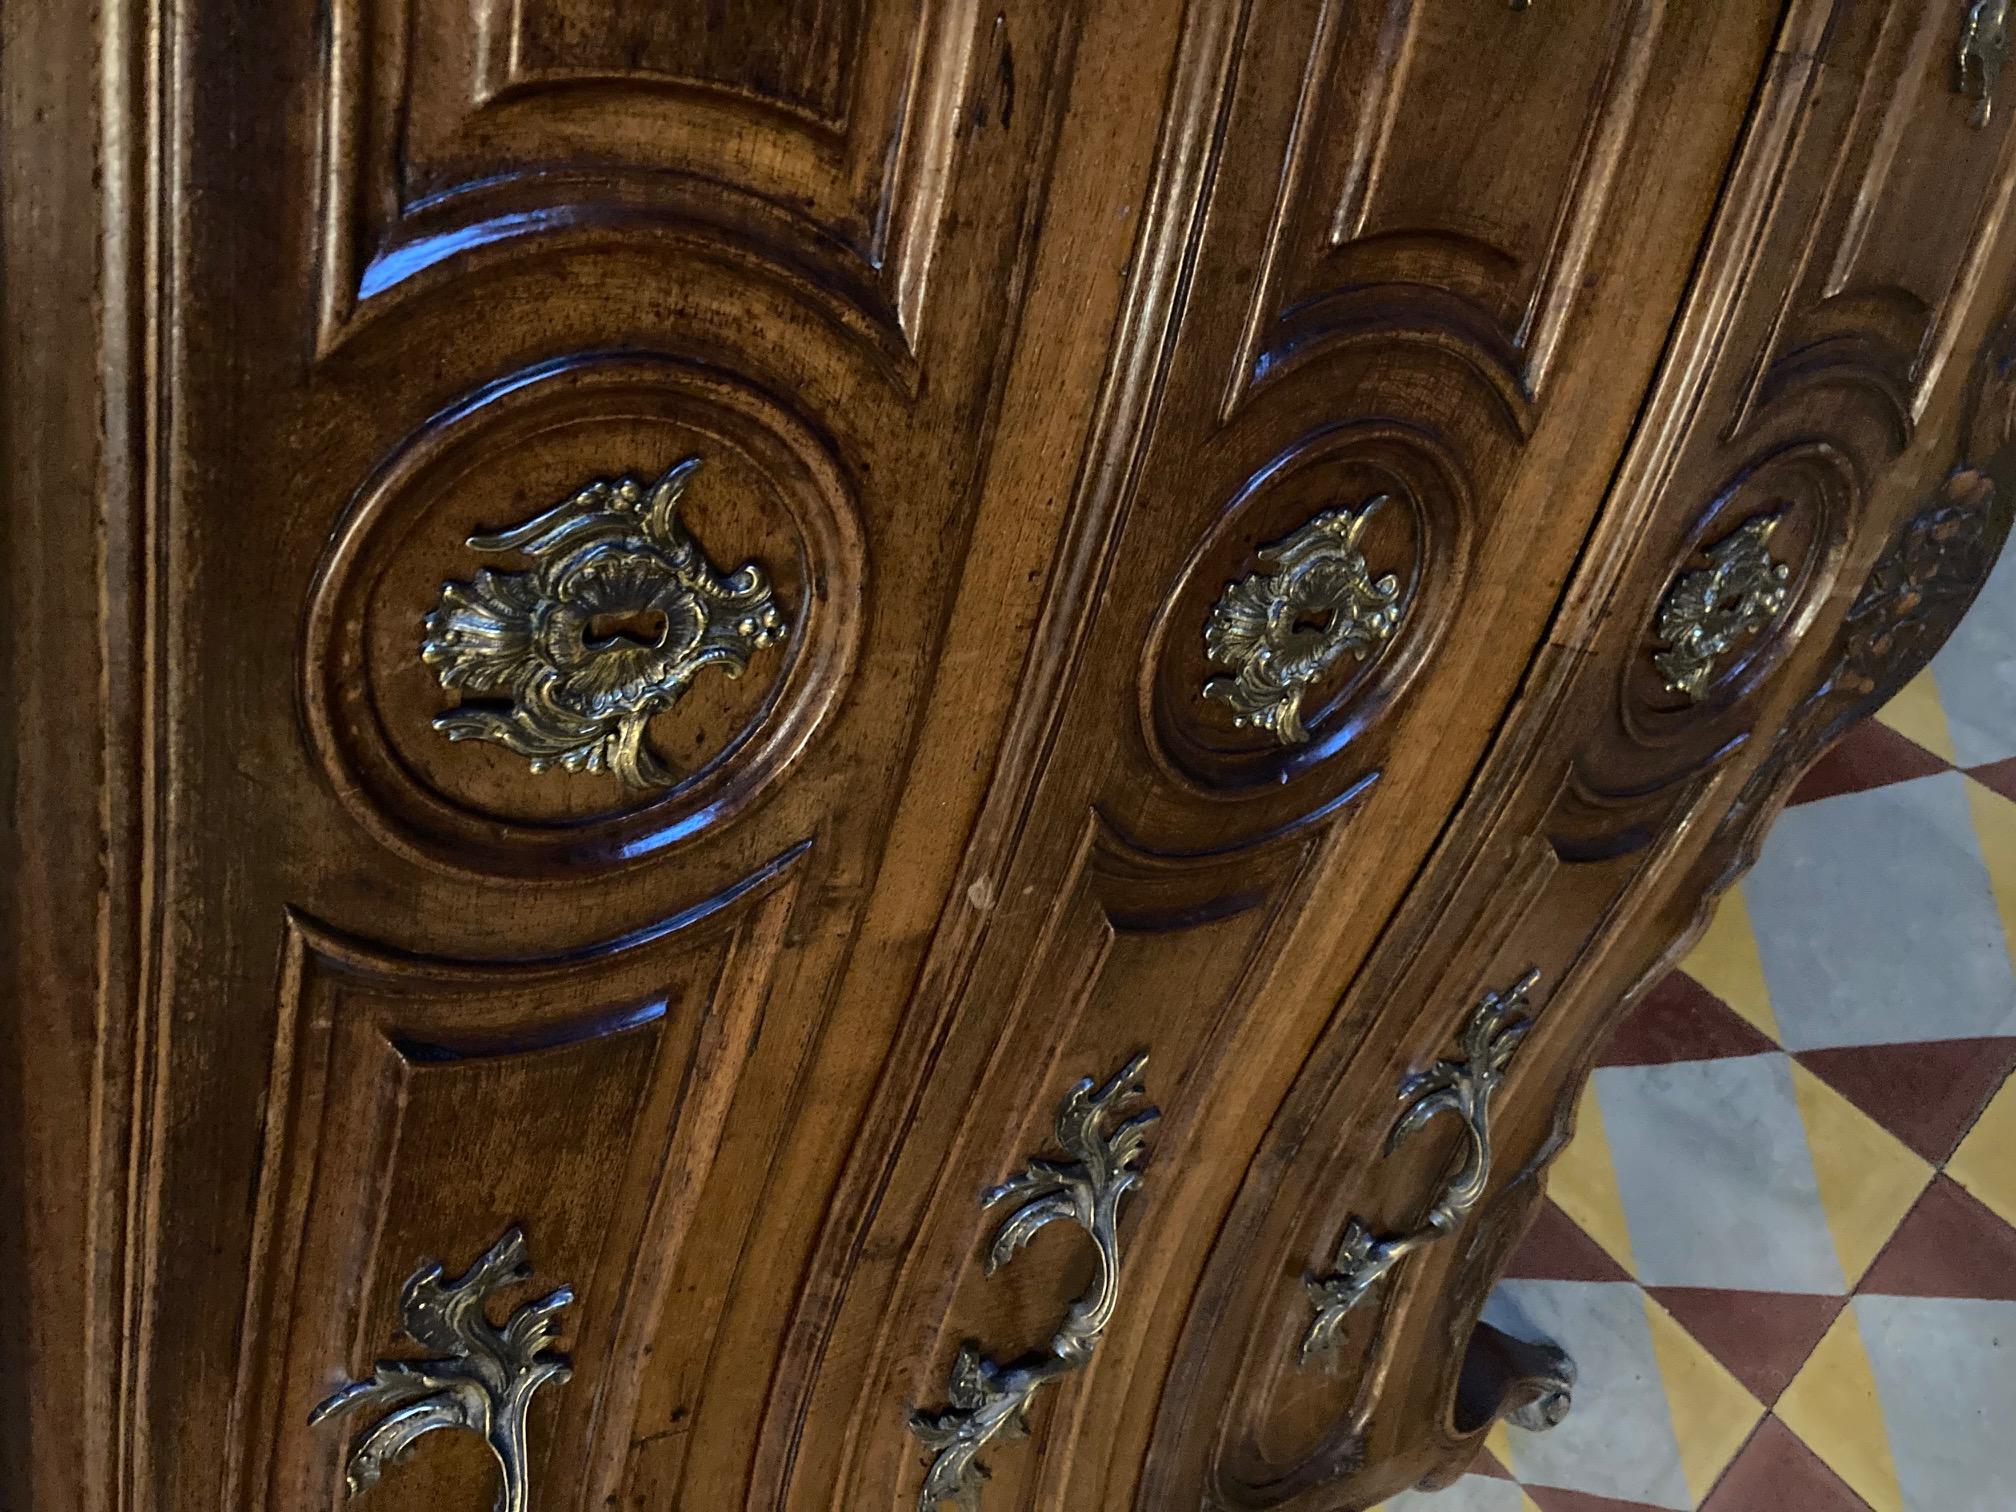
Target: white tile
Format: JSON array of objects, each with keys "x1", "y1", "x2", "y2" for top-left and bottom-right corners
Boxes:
[
  {"x1": 1596, "y1": 1055, "x2": 1844, "y2": 1293},
  {"x1": 1481, "y1": 1280, "x2": 1692, "y2": 1510},
  {"x1": 1931, "y1": 534, "x2": 2016, "y2": 767},
  {"x1": 1853, "y1": 1295, "x2": 2016, "y2": 1512},
  {"x1": 1381, "y1": 1474, "x2": 1530, "y2": 1511},
  {"x1": 1744, "y1": 772, "x2": 2016, "y2": 1050}
]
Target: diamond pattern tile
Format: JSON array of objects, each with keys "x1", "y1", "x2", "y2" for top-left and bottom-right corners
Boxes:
[
  {"x1": 1791, "y1": 1039, "x2": 2016, "y2": 1164},
  {"x1": 1639, "y1": 1288, "x2": 1842, "y2": 1408},
  {"x1": 1920, "y1": 541, "x2": 2016, "y2": 766},
  {"x1": 1846, "y1": 1296, "x2": 2016, "y2": 1512},
  {"x1": 1596, "y1": 1055, "x2": 1846, "y2": 1293},
  {"x1": 1699, "y1": 1416, "x2": 1869, "y2": 1512},
  {"x1": 1419, "y1": 559, "x2": 2016, "y2": 1511},
  {"x1": 1744, "y1": 773, "x2": 2016, "y2": 1051}
]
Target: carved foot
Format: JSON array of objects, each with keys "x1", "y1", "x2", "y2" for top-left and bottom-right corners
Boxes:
[
  {"x1": 1456, "y1": 1320, "x2": 1575, "y2": 1438},
  {"x1": 1504, "y1": 1341, "x2": 1575, "y2": 1432}
]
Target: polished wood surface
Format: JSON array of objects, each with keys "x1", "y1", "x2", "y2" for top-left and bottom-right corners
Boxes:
[{"x1": 4, "y1": 3, "x2": 2013, "y2": 1509}]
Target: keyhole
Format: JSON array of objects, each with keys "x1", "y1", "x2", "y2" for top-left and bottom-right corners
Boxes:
[
  {"x1": 586, "y1": 608, "x2": 670, "y2": 650},
  {"x1": 1292, "y1": 607, "x2": 1336, "y2": 638}
]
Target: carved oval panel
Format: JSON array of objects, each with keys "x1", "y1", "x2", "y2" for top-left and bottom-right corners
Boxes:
[
  {"x1": 1142, "y1": 422, "x2": 1469, "y2": 795},
  {"x1": 304, "y1": 353, "x2": 864, "y2": 871},
  {"x1": 1622, "y1": 440, "x2": 1853, "y2": 749},
  {"x1": 317, "y1": 0, "x2": 978, "y2": 369}
]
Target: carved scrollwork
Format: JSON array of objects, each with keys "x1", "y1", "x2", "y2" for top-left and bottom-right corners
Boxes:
[
  {"x1": 422, "y1": 457, "x2": 789, "y2": 790},
  {"x1": 1718, "y1": 469, "x2": 2003, "y2": 862},
  {"x1": 1699, "y1": 295, "x2": 2016, "y2": 900},
  {"x1": 1302, "y1": 972, "x2": 1541, "y2": 1370},
  {"x1": 911, "y1": 1054, "x2": 1160, "y2": 1511},
  {"x1": 1651, "y1": 513, "x2": 1793, "y2": 702},
  {"x1": 1838, "y1": 473, "x2": 1996, "y2": 698},
  {"x1": 1960, "y1": 0, "x2": 2011, "y2": 127},
  {"x1": 1202, "y1": 498, "x2": 1406, "y2": 745},
  {"x1": 310, "y1": 1226, "x2": 573, "y2": 1512}
]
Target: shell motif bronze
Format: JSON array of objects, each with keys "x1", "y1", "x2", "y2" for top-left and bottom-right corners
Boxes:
[{"x1": 422, "y1": 457, "x2": 789, "y2": 790}]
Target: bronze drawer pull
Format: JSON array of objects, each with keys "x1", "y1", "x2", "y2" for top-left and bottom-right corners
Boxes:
[
  {"x1": 1302, "y1": 971, "x2": 1540, "y2": 1368},
  {"x1": 911, "y1": 1053, "x2": 1160, "y2": 1510},
  {"x1": 309, "y1": 1226, "x2": 573, "y2": 1512}
]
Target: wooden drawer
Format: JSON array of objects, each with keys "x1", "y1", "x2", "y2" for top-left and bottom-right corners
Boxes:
[
  {"x1": 1141, "y1": 5, "x2": 2016, "y2": 1505},
  {"x1": 768, "y1": 3, "x2": 1786, "y2": 1508},
  {"x1": 4, "y1": 4, "x2": 2012, "y2": 1512}
]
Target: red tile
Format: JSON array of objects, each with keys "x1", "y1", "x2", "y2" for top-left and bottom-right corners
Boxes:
[
  {"x1": 1857, "y1": 1174, "x2": 2016, "y2": 1300},
  {"x1": 1701, "y1": 1416, "x2": 1871, "y2": 1511},
  {"x1": 1597, "y1": 972, "x2": 1779, "y2": 1067},
  {"x1": 1794, "y1": 1038, "x2": 2016, "y2": 1164},
  {"x1": 1968, "y1": 756, "x2": 2016, "y2": 804},
  {"x1": 1645, "y1": 1288, "x2": 1843, "y2": 1406},
  {"x1": 1788, "y1": 719, "x2": 1949, "y2": 805},
  {"x1": 1471, "y1": 1445, "x2": 1514, "y2": 1480},
  {"x1": 1504, "y1": 1201, "x2": 1633, "y2": 1283}
]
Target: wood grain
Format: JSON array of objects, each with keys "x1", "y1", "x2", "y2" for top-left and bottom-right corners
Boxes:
[{"x1": 4, "y1": 3, "x2": 2012, "y2": 1510}]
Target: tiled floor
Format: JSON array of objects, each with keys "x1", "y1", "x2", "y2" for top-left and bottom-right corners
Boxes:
[{"x1": 1386, "y1": 544, "x2": 2016, "y2": 1512}]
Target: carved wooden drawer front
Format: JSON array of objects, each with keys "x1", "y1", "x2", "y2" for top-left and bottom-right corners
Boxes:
[
  {"x1": 1137, "y1": 6, "x2": 2016, "y2": 1505},
  {"x1": 5, "y1": 4, "x2": 2015, "y2": 1512},
  {"x1": 237, "y1": 873, "x2": 801, "y2": 1510}
]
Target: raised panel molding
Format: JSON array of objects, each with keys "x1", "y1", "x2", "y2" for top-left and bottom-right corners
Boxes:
[
  {"x1": 784, "y1": 808, "x2": 1337, "y2": 1511},
  {"x1": 316, "y1": 0, "x2": 980, "y2": 360},
  {"x1": 475, "y1": 0, "x2": 865, "y2": 125},
  {"x1": 1222, "y1": 0, "x2": 1666, "y2": 418},
  {"x1": 1133, "y1": 835, "x2": 1563, "y2": 1510},
  {"x1": 223, "y1": 847, "x2": 803, "y2": 1512},
  {"x1": 1735, "y1": 1, "x2": 2016, "y2": 432}
]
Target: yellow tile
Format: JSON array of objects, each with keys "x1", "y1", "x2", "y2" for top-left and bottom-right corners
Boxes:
[
  {"x1": 1643, "y1": 1293, "x2": 1764, "y2": 1504},
  {"x1": 1949, "y1": 1068, "x2": 2016, "y2": 1228},
  {"x1": 1873, "y1": 666, "x2": 1957, "y2": 763},
  {"x1": 1788, "y1": 1060, "x2": 1931, "y2": 1288},
  {"x1": 1681, "y1": 885, "x2": 1780, "y2": 1042},
  {"x1": 1546, "y1": 1080, "x2": 1636, "y2": 1273},
  {"x1": 1777, "y1": 1306, "x2": 1904, "y2": 1512},
  {"x1": 1965, "y1": 776, "x2": 2016, "y2": 964},
  {"x1": 1485, "y1": 1418, "x2": 1514, "y2": 1472}
]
